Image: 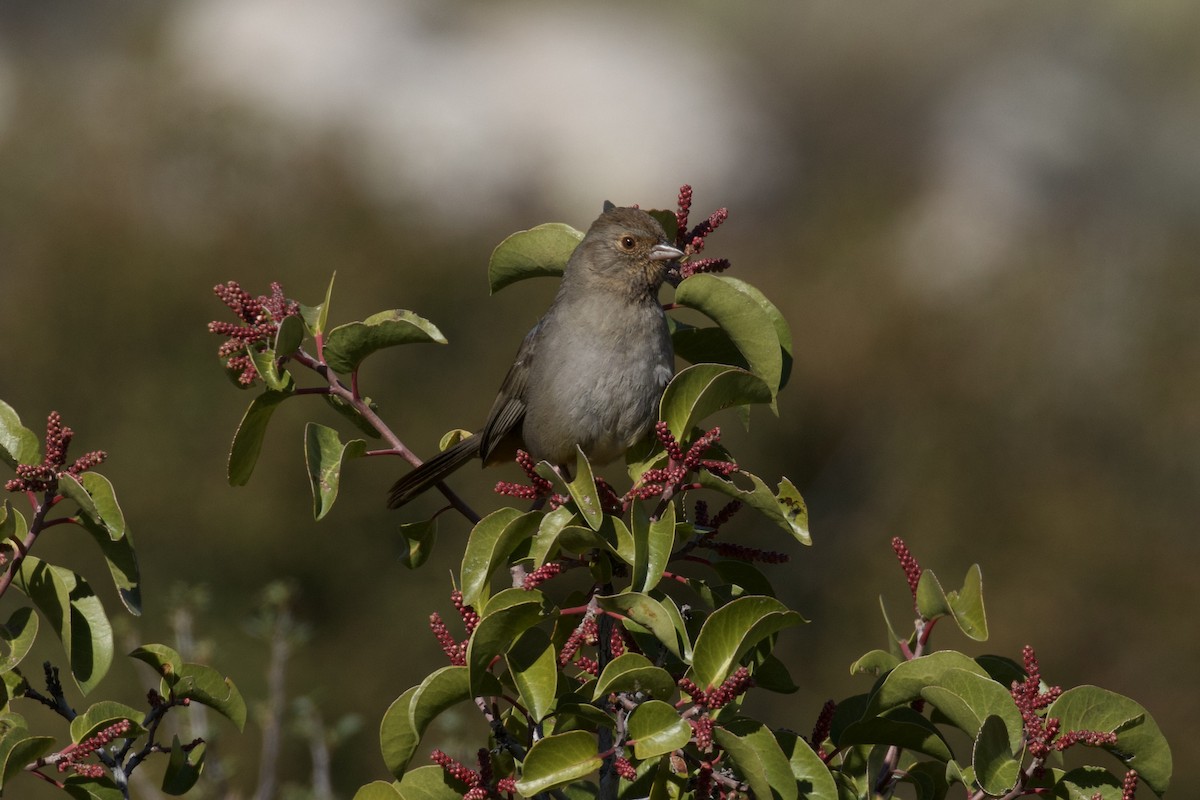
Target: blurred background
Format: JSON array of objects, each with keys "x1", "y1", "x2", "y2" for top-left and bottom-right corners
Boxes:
[{"x1": 2, "y1": 1, "x2": 1196, "y2": 796}]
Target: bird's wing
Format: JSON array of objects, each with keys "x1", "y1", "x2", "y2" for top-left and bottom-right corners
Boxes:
[{"x1": 479, "y1": 320, "x2": 540, "y2": 463}]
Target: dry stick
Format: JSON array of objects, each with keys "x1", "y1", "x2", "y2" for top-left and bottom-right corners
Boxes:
[{"x1": 253, "y1": 602, "x2": 292, "y2": 800}]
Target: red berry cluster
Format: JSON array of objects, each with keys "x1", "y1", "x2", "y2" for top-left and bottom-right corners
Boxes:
[
  {"x1": 700, "y1": 541, "x2": 789, "y2": 564},
  {"x1": 614, "y1": 756, "x2": 637, "y2": 781},
  {"x1": 431, "y1": 747, "x2": 516, "y2": 800},
  {"x1": 559, "y1": 615, "x2": 599, "y2": 667},
  {"x1": 672, "y1": 185, "x2": 732, "y2": 279},
  {"x1": 429, "y1": 590, "x2": 480, "y2": 667},
  {"x1": 628, "y1": 424, "x2": 736, "y2": 502},
  {"x1": 57, "y1": 719, "x2": 131, "y2": 776},
  {"x1": 805, "y1": 700, "x2": 837, "y2": 762},
  {"x1": 1011, "y1": 645, "x2": 1116, "y2": 759},
  {"x1": 678, "y1": 667, "x2": 753, "y2": 746},
  {"x1": 891, "y1": 537, "x2": 922, "y2": 606},
  {"x1": 521, "y1": 561, "x2": 563, "y2": 590},
  {"x1": 494, "y1": 450, "x2": 568, "y2": 507},
  {"x1": 1121, "y1": 769, "x2": 1139, "y2": 800},
  {"x1": 5, "y1": 411, "x2": 107, "y2": 494},
  {"x1": 693, "y1": 499, "x2": 743, "y2": 531},
  {"x1": 208, "y1": 280, "x2": 299, "y2": 386}
]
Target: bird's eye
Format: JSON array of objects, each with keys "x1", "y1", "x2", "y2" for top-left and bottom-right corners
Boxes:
[{"x1": 619, "y1": 236, "x2": 636, "y2": 250}]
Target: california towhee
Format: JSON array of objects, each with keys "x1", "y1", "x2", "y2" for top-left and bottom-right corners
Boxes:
[{"x1": 387, "y1": 204, "x2": 683, "y2": 509}]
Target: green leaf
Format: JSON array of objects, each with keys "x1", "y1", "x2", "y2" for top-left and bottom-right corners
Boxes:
[
  {"x1": 488, "y1": 223, "x2": 584, "y2": 293},
  {"x1": 397, "y1": 765, "x2": 472, "y2": 800},
  {"x1": 973, "y1": 715, "x2": 1020, "y2": 796},
  {"x1": 274, "y1": 312, "x2": 305, "y2": 357},
  {"x1": 627, "y1": 700, "x2": 691, "y2": 759},
  {"x1": 300, "y1": 272, "x2": 337, "y2": 335},
  {"x1": 76, "y1": 514, "x2": 141, "y2": 616},
  {"x1": 752, "y1": 653, "x2": 799, "y2": 694},
  {"x1": 713, "y1": 721, "x2": 798, "y2": 800},
  {"x1": 506, "y1": 627, "x2": 558, "y2": 722},
  {"x1": 246, "y1": 343, "x2": 293, "y2": 391},
  {"x1": 77, "y1": 472, "x2": 126, "y2": 540},
  {"x1": 466, "y1": 599, "x2": 544, "y2": 694},
  {"x1": 61, "y1": 774, "x2": 125, "y2": 800},
  {"x1": 690, "y1": 596, "x2": 804, "y2": 690},
  {"x1": 915, "y1": 567, "x2": 987, "y2": 642},
  {"x1": 862, "y1": 650, "x2": 988, "y2": 718},
  {"x1": 12, "y1": 557, "x2": 112, "y2": 694},
  {"x1": 530, "y1": 506, "x2": 577, "y2": 567},
  {"x1": 918, "y1": 668, "x2": 1023, "y2": 746},
  {"x1": 162, "y1": 736, "x2": 206, "y2": 795},
  {"x1": 0, "y1": 607, "x2": 38, "y2": 673},
  {"x1": 0, "y1": 401, "x2": 39, "y2": 469},
  {"x1": 408, "y1": 667, "x2": 496, "y2": 768},
  {"x1": 323, "y1": 393, "x2": 384, "y2": 438},
  {"x1": 597, "y1": 592, "x2": 688, "y2": 661},
  {"x1": 838, "y1": 707, "x2": 953, "y2": 762},
  {"x1": 717, "y1": 277, "x2": 794, "y2": 391},
  {"x1": 128, "y1": 643, "x2": 183, "y2": 682},
  {"x1": 1049, "y1": 766, "x2": 1124, "y2": 800},
  {"x1": 460, "y1": 508, "x2": 541, "y2": 608},
  {"x1": 380, "y1": 687, "x2": 420, "y2": 779},
  {"x1": 774, "y1": 730, "x2": 840, "y2": 800},
  {"x1": 696, "y1": 471, "x2": 809, "y2": 544},
  {"x1": 632, "y1": 501, "x2": 675, "y2": 593},
  {"x1": 70, "y1": 700, "x2": 146, "y2": 743},
  {"x1": 0, "y1": 726, "x2": 55, "y2": 789},
  {"x1": 398, "y1": 519, "x2": 438, "y2": 569},
  {"x1": 304, "y1": 423, "x2": 368, "y2": 520},
  {"x1": 674, "y1": 275, "x2": 786, "y2": 400},
  {"x1": 849, "y1": 650, "x2": 901, "y2": 678},
  {"x1": 593, "y1": 653, "x2": 677, "y2": 701},
  {"x1": 660, "y1": 364, "x2": 772, "y2": 441},
  {"x1": 514, "y1": 731, "x2": 604, "y2": 795},
  {"x1": 1048, "y1": 685, "x2": 1172, "y2": 795},
  {"x1": 169, "y1": 662, "x2": 247, "y2": 730},
  {"x1": 354, "y1": 781, "x2": 404, "y2": 800},
  {"x1": 324, "y1": 310, "x2": 448, "y2": 374},
  {"x1": 227, "y1": 389, "x2": 292, "y2": 486},
  {"x1": 566, "y1": 447, "x2": 604, "y2": 531}
]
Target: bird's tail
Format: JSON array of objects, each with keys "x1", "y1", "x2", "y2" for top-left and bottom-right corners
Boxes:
[{"x1": 387, "y1": 435, "x2": 481, "y2": 509}]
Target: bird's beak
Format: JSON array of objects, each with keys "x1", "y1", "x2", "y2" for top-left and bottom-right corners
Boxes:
[
  {"x1": 650, "y1": 243, "x2": 685, "y2": 286},
  {"x1": 649, "y1": 244, "x2": 685, "y2": 262}
]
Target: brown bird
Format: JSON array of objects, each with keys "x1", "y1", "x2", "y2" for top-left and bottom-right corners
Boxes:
[{"x1": 388, "y1": 204, "x2": 682, "y2": 509}]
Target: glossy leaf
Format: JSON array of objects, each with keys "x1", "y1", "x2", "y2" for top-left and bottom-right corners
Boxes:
[
  {"x1": 696, "y1": 470, "x2": 809, "y2": 544},
  {"x1": 61, "y1": 774, "x2": 125, "y2": 800},
  {"x1": 169, "y1": 662, "x2": 247, "y2": 730},
  {"x1": 398, "y1": 519, "x2": 438, "y2": 570},
  {"x1": 973, "y1": 715, "x2": 1020, "y2": 796},
  {"x1": 128, "y1": 643, "x2": 183, "y2": 681},
  {"x1": 849, "y1": 650, "x2": 901, "y2": 678},
  {"x1": 660, "y1": 364, "x2": 772, "y2": 441},
  {"x1": 13, "y1": 556, "x2": 112, "y2": 694},
  {"x1": 397, "y1": 765, "x2": 472, "y2": 800},
  {"x1": 597, "y1": 593, "x2": 688, "y2": 660},
  {"x1": 1049, "y1": 766, "x2": 1123, "y2": 800},
  {"x1": 690, "y1": 596, "x2": 804, "y2": 690},
  {"x1": 530, "y1": 506, "x2": 576, "y2": 567},
  {"x1": 76, "y1": 514, "x2": 141, "y2": 616},
  {"x1": 0, "y1": 607, "x2": 38, "y2": 673},
  {"x1": 774, "y1": 730, "x2": 840, "y2": 800},
  {"x1": 300, "y1": 272, "x2": 337, "y2": 335},
  {"x1": 0, "y1": 400, "x2": 38, "y2": 469},
  {"x1": 354, "y1": 781, "x2": 404, "y2": 800},
  {"x1": 0, "y1": 726, "x2": 55, "y2": 789},
  {"x1": 838, "y1": 707, "x2": 953, "y2": 762},
  {"x1": 227, "y1": 389, "x2": 292, "y2": 486},
  {"x1": 627, "y1": 700, "x2": 691, "y2": 759},
  {"x1": 460, "y1": 508, "x2": 541, "y2": 608},
  {"x1": 70, "y1": 700, "x2": 146, "y2": 743},
  {"x1": 274, "y1": 312, "x2": 305, "y2": 357},
  {"x1": 593, "y1": 654, "x2": 677, "y2": 701},
  {"x1": 506, "y1": 627, "x2": 558, "y2": 722},
  {"x1": 862, "y1": 650, "x2": 987, "y2": 718},
  {"x1": 380, "y1": 687, "x2": 420, "y2": 778},
  {"x1": 1048, "y1": 685, "x2": 1171, "y2": 795},
  {"x1": 324, "y1": 310, "x2": 447, "y2": 374},
  {"x1": 915, "y1": 566, "x2": 987, "y2": 642},
  {"x1": 304, "y1": 423, "x2": 368, "y2": 520},
  {"x1": 632, "y1": 501, "x2": 674, "y2": 593},
  {"x1": 246, "y1": 343, "x2": 292, "y2": 391},
  {"x1": 919, "y1": 668, "x2": 1023, "y2": 746},
  {"x1": 466, "y1": 599, "x2": 543, "y2": 694},
  {"x1": 713, "y1": 721, "x2": 798, "y2": 800},
  {"x1": 514, "y1": 731, "x2": 604, "y2": 795},
  {"x1": 162, "y1": 736, "x2": 206, "y2": 795},
  {"x1": 488, "y1": 222, "x2": 583, "y2": 293},
  {"x1": 77, "y1": 472, "x2": 126, "y2": 540},
  {"x1": 674, "y1": 275, "x2": 785, "y2": 399},
  {"x1": 566, "y1": 447, "x2": 603, "y2": 531}
]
